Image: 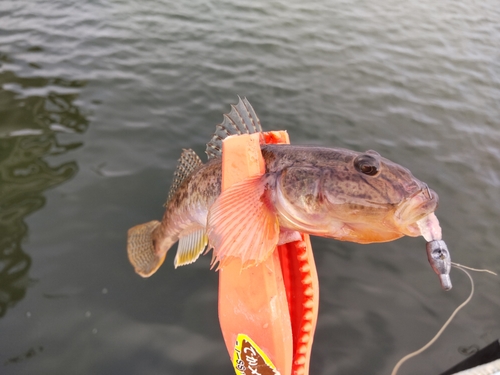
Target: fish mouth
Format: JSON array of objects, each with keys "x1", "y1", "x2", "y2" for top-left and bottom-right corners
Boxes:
[{"x1": 394, "y1": 185, "x2": 439, "y2": 236}]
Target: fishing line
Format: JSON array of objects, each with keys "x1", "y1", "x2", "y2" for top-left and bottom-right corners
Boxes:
[
  {"x1": 391, "y1": 263, "x2": 497, "y2": 375},
  {"x1": 450, "y1": 262, "x2": 497, "y2": 276}
]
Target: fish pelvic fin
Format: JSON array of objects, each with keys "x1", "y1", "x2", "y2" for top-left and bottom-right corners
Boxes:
[
  {"x1": 166, "y1": 149, "x2": 203, "y2": 206},
  {"x1": 205, "y1": 97, "x2": 263, "y2": 160},
  {"x1": 207, "y1": 175, "x2": 279, "y2": 270},
  {"x1": 174, "y1": 227, "x2": 208, "y2": 268},
  {"x1": 127, "y1": 220, "x2": 164, "y2": 277}
]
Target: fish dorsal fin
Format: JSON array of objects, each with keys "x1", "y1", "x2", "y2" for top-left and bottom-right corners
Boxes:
[
  {"x1": 205, "y1": 97, "x2": 263, "y2": 160},
  {"x1": 174, "y1": 227, "x2": 208, "y2": 268},
  {"x1": 166, "y1": 149, "x2": 202, "y2": 205}
]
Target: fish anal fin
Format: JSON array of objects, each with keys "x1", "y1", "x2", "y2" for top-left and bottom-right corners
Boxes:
[
  {"x1": 166, "y1": 149, "x2": 202, "y2": 206},
  {"x1": 127, "y1": 220, "x2": 164, "y2": 277},
  {"x1": 207, "y1": 176, "x2": 279, "y2": 269},
  {"x1": 174, "y1": 227, "x2": 208, "y2": 268}
]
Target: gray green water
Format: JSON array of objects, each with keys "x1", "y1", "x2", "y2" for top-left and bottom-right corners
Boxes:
[{"x1": 1, "y1": 1, "x2": 499, "y2": 374}]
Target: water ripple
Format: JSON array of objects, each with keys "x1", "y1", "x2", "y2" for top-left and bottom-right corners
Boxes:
[{"x1": 1, "y1": 0, "x2": 499, "y2": 374}]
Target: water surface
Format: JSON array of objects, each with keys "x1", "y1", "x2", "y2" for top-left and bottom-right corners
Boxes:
[{"x1": 1, "y1": 0, "x2": 499, "y2": 374}]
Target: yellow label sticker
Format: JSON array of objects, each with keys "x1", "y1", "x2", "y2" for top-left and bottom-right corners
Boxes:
[{"x1": 232, "y1": 334, "x2": 280, "y2": 375}]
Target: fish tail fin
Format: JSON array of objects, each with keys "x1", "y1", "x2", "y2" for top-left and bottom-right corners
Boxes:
[{"x1": 127, "y1": 220, "x2": 164, "y2": 277}]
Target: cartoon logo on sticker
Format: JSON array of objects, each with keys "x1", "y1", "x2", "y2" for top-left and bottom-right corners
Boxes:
[{"x1": 232, "y1": 334, "x2": 280, "y2": 375}]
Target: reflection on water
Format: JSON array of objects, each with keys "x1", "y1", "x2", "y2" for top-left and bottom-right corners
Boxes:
[{"x1": 0, "y1": 55, "x2": 88, "y2": 317}]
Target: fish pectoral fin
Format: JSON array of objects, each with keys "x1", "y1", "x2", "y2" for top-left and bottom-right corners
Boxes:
[
  {"x1": 175, "y1": 227, "x2": 208, "y2": 268},
  {"x1": 127, "y1": 220, "x2": 164, "y2": 277},
  {"x1": 207, "y1": 176, "x2": 279, "y2": 269}
]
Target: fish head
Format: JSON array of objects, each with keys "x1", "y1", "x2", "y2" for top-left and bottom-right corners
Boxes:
[{"x1": 318, "y1": 149, "x2": 439, "y2": 243}]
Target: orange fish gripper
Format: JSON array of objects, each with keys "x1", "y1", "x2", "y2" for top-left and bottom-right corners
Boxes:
[{"x1": 218, "y1": 131, "x2": 319, "y2": 375}]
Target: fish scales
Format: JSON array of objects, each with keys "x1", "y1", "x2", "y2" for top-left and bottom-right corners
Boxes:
[
  {"x1": 261, "y1": 144, "x2": 421, "y2": 206},
  {"x1": 127, "y1": 97, "x2": 451, "y2": 290},
  {"x1": 153, "y1": 158, "x2": 222, "y2": 258}
]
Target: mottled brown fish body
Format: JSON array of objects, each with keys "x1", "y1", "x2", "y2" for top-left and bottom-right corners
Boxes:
[
  {"x1": 127, "y1": 98, "x2": 439, "y2": 276},
  {"x1": 151, "y1": 145, "x2": 436, "y2": 265},
  {"x1": 153, "y1": 158, "x2": 222, "y2": 255},
  {"x1": 260, "y1": 144, "x2": 438, "y2": 243}
]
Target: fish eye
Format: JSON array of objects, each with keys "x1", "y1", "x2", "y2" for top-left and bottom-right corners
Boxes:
[{"x1": 353, "y1": 154, "x2": 380, "y2": 176}]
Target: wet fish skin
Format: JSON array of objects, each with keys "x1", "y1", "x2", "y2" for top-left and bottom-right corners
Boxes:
[
  {"x1": 128, "y1": 154, "x2": 221, "y2": 277},
  {"x1": 134, "y1": 145, "x2": 436, "y2": 274},
  {"x1": 127, "y1": 98, "x2": 441, "y2": 276},
  {"x1": 261, "y1": 144, "x2": 437, "y2": 243},
  {"x1": 154, "y1": 158, "x2": 221, "y2": 256}
]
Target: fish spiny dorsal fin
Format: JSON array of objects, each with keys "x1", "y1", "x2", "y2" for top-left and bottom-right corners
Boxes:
[
  {"x1": 205, "y1": 97, "x2": 263, "y2": 160},
  {"x1": 166, "y1": 149, "x2": 202, "y2": 206}
]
